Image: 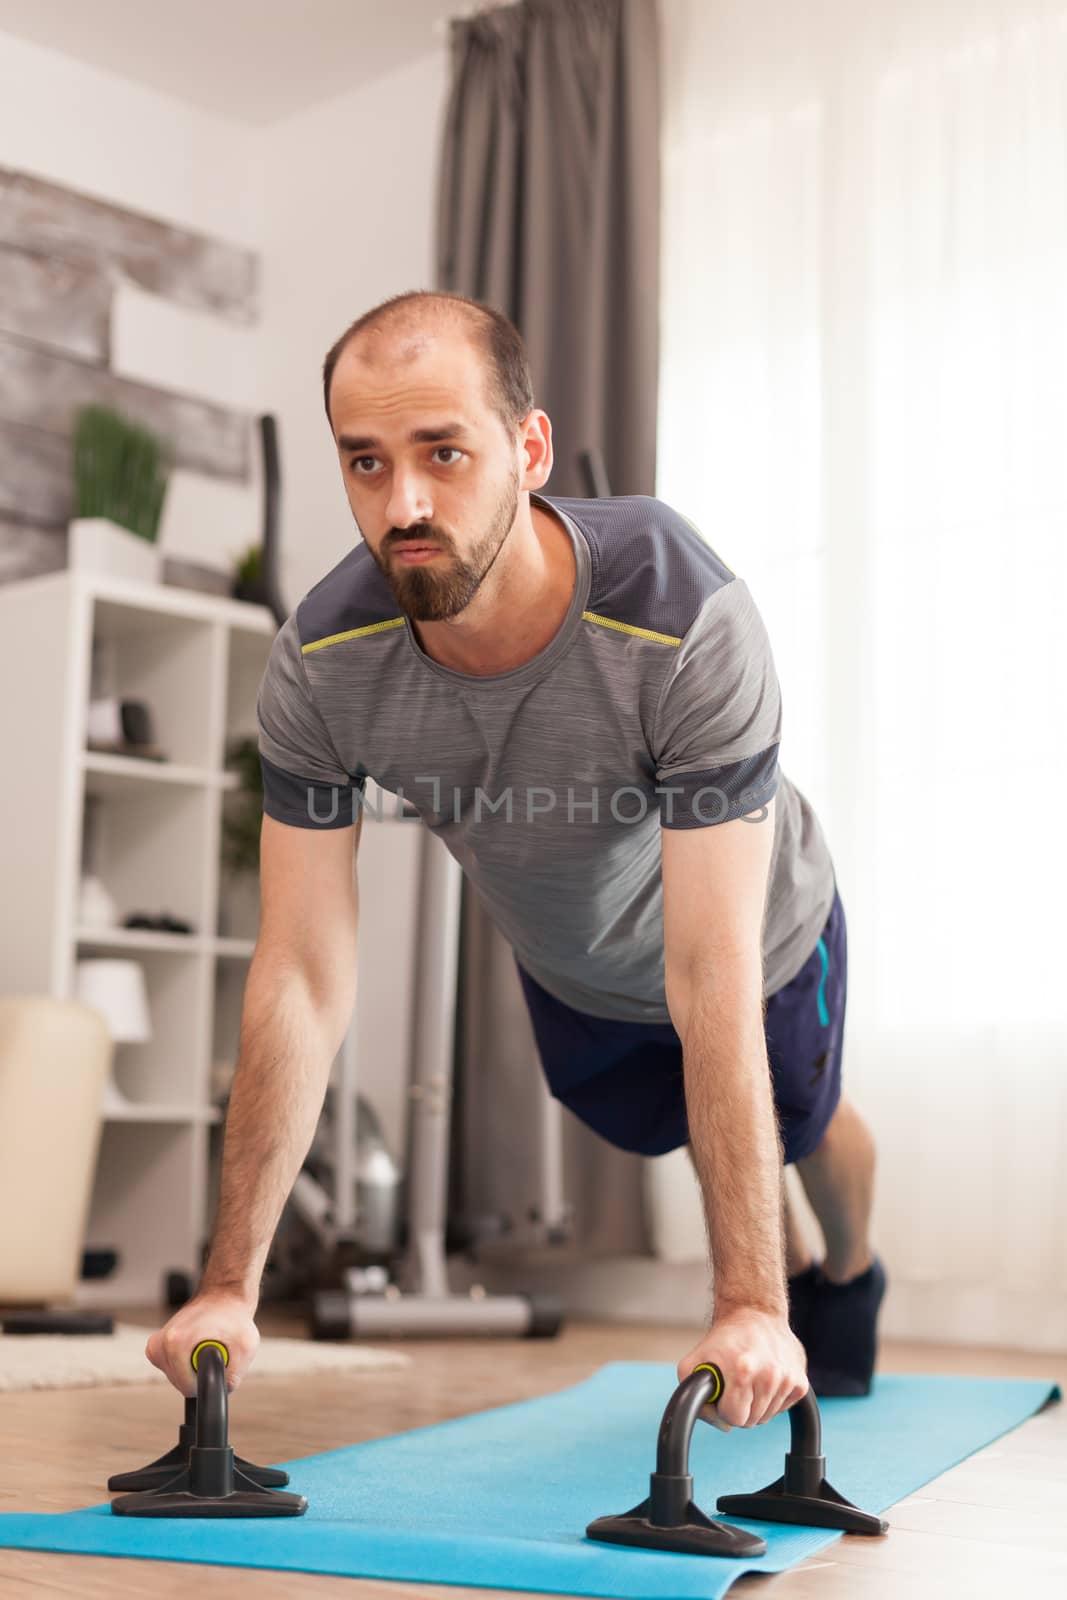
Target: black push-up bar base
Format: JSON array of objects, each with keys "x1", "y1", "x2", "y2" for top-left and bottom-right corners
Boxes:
[{"x1": 586, "y1": 1363, "x2": 888, "y2": 1559}]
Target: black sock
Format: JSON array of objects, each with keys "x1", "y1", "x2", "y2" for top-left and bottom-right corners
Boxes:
[
  {"x1": 815, "y1": 1258, "x2": 877, "y2": 1290},
  {"x1": 788, "y1": 1261, "x2": 821, "y2": 1283},
  {"x1": 803, "y1": 1253, "x2": 886, "y2": 1395}
]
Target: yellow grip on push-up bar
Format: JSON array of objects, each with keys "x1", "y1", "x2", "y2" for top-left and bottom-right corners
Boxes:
[
  {"x1": 190, "y1": 1340, "x2": 230, "y2": 1372},
  {"x1": 693, "y1": 1361, "x2": 725, "y2": 1404}
]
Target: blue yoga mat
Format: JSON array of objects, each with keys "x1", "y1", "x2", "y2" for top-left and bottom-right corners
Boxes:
[{"x1": 0, "y1": 1362, "x2": 1059, "y2": 1597}]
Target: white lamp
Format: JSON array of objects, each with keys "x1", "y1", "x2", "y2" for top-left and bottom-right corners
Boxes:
[{"x1": 74, "y1": 958, "x2": 153, "y2": 1114}]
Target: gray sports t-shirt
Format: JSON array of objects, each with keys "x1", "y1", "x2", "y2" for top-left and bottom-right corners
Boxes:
[{"x1": 256, "y1": 492, "x2": 836, "y2": 1023}]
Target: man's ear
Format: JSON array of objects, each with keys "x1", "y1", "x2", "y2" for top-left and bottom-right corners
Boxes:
[{"x1": 520, "y1": 409, "x2": 553, "y2": 489}]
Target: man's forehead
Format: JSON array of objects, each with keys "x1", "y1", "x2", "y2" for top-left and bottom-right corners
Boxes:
[
  {"x1": 331, "y1": 373, "x2": 478, "y2": 443},
  {"x1": 332, "y1": 343, "x2": 483, "y2": 428},
  {"x1": 333, "y1": 369, "x2": 470, "y2": 412}
]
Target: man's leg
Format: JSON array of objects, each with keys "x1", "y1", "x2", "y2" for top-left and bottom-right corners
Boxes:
[
  {"x1": 781, "y1": 1169, "x2": 815, "y2": 1278},
  {"x1": 690, "y1": 1145, "x2": 817, "y2": 1281},
  {"x1": 793, "y1": 1092, "x2": 876, "y2": 1285},
  {"x1": 685, "y1": 1096, "x2": 878, "y2": 1289},
  {"x1": 789, "y1": 1091, "x2": 884, "y2": 1395}
]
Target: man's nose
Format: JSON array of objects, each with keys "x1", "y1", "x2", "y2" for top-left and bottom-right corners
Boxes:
[{"x1": 385, "y1": 467, "x2": 433, "y2": 529}]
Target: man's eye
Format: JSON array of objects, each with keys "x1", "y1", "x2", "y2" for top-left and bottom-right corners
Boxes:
[{"x1": 350, "y1": 448, "x2": 463, "y2": 475}]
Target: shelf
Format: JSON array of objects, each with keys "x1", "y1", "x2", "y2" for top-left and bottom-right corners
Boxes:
[
  {"x1": 76, "y1": 925, "x2": 205, "y2": 953},
  {"x1": 83, "y1": 572, "x2": 277, "y2": 635},
  {"x1": 103, "y1": 1103, "x2": 223, "y2": 1125},
  {"x1": 0, "y1": 567, "x2": 274, "y2": 1315},
  {"x1": 75, "y1": 927, "x2": 257, "y2": 955},
  {"x1": 4, "y1": 566, "x2": 278, "y2": 633},
  {"x1": 83, "y1": 751, "x2": 237, "y2": 795},
  {"x1": 75, "y1": 928, "x2": 257, "y2": 959},
  {"x1": 78, "y1": 782, "x2": 211, "y2": 933}
]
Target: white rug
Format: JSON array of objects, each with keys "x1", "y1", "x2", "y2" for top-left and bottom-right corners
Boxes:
[{"x1": 0, "y1": 1323, "x2": 411, "y2": 1393}]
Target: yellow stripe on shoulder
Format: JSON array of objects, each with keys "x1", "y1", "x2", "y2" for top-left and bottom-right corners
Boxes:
[
  {"x1": 582, "y1": 610, "x2": 681, "y2": 647},
  {"x1": 302, "y1": 616, "x2": 406, "y2": 654}
]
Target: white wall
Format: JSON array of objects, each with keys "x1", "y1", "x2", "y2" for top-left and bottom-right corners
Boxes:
[
  {"x1": 0, "y1": 24, "x2": 448, "y2": 1161},
  {"x1": 0, "y1": 30, "x2": 263, "y2": 245}
]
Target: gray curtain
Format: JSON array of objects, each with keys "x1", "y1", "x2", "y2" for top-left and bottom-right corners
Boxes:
[{"x1": 436, "y1": 0, "x2": 662, "y2": 1259}]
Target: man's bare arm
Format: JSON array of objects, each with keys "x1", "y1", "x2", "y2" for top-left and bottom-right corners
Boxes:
[
  {"x1": 199, "y1": 806, "x2": 363, "y2": 1306},
  {"x1": 662, "y1": 796, "x2": 785, "y2": 1317},
  {"x1": 678, "y1": 961, "x2": 787, "y2": 1317}
]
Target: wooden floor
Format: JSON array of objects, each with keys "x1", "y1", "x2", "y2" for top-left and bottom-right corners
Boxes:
[{"x1": 0, "y1": 1308, "x2": 1063, "y2": 1599}]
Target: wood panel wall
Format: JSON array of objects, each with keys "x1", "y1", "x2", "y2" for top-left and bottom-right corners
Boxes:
[{"x1": 0, "y1": 166, "x2": 258, "y2": 586}]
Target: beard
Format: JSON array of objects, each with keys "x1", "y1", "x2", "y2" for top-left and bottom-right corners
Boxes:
[{"x1": 368, "y1": 468, "x2": 520, "y2": 622}]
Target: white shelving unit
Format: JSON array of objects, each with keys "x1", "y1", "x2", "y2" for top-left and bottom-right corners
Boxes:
[{"x1": 0, "y1": 567, "x2": 276, "y2": 1307}]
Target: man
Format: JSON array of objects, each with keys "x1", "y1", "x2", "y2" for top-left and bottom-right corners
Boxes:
[{"x1": 148, "y1": 290, "x2": 886, "y2": 1430}]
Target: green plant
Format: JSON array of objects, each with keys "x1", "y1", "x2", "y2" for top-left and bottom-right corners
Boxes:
[
  {"x1": 233, "y1": 543, "x2": 263, "y2": 587},
  {"x1": 72, "y1": 403, "x2": 170, "y2": 542},
  {"x1": 221, "y1": 735, "x2": 263, "y2": 876}
]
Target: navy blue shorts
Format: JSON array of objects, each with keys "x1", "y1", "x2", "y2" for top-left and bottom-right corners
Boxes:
[{"x1": 515, "y1": 885, "x2": 847, "y2": 1166}]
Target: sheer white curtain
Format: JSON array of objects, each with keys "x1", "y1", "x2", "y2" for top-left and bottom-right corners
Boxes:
[{"x1": 651, "y1": 0, "x2": 1067, "y2": 1350}]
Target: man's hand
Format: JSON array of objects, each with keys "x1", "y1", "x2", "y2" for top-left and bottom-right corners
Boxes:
[
  {"x1": 145, "y1": 1289, "x2": 261, "y2": 1399},
  {"x1": 677, "y1": 1306, "x2": 809, "y2": 1431}
]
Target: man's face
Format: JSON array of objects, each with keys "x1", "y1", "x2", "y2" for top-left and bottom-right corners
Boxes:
[{"x1": 329, "y1": 334, "x2": 523, "y2": 622}]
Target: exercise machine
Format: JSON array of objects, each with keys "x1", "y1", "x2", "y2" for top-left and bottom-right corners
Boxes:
[{"x1": 307, "y1": 822, "x2": 565, "y2": 1339}]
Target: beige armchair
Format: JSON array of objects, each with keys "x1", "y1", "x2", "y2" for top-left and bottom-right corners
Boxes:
[{"x1": 0, "y1": 996, "x2": 111, "y2": 1306}]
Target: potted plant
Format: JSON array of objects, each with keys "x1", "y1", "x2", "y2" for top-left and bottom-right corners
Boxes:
[
  {"x1": 218, "y1": 735, "x2": 263, "y2": 939},
  {"x1": 231, "y1": 542, "x2": 267, "y2": 605},
  {"x1": 69, "y1": 403, "x2": 171, "y2": 582}
]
